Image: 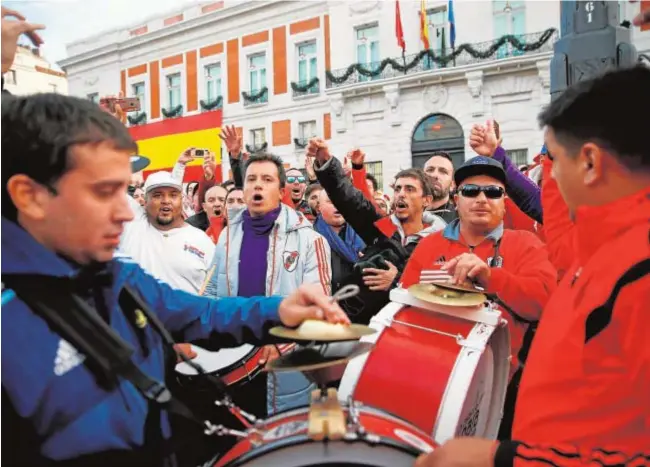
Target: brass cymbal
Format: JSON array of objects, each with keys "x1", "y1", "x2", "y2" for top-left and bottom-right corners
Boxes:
[
  {"x1": 269, "y1": 320, "x2": 376, "y2": 342},
  {"x1": 408, "y1": 283, "x2": 487, "y2": 307},
  {"x1": 428, "y1": 281, "x2": 485, "y2": 294},
  {"x1": 266, "y1": 342, "x2": 374, "y2": 373}
]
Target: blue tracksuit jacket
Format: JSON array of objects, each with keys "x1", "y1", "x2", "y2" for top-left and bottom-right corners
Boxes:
[{"x1": 1, "y1": 217, "x2": 283, "y2": 462}]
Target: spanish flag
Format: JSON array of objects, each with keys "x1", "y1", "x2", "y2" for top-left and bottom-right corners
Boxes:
[
  {"x1": 128, "y1": 110, "x2": 223, "y2": 182},
  {"x1": 420, "y1": 0, "x2": 430, "y2": 50}
]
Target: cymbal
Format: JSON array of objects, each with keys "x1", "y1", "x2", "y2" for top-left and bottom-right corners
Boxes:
[
  {"x1": 266, "y1": 342, "x2": 374, "y2": 373},
  {"x1": 408, "y1": 283, "x2": 487, "y2": 307},
  {"x1": 269, "y1": 320, "x2": 376, "y2": 342},
  {"x1": 428, "y1": 281, "x2": 485, "y2": 294}
]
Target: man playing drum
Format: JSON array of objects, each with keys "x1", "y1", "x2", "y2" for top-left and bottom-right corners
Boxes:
[{"x1": 401, "y1": 156, "x2": 557, "y2": 438}]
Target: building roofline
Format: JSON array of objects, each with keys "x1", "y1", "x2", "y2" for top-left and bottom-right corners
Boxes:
[{"x1": 59, "y1": 0, "x2": 294, "y2": 70}]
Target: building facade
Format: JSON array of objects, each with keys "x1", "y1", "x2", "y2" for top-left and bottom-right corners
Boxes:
[
  {"x1": 5, "y1": 45, "x2": 68, "y2": 96},
  {"x1": 60, "y1": 0, "x2": 650, "y2": 191}
]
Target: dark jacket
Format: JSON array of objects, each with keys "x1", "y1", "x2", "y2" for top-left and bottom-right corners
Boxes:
[
  {"x1": 428, "y1": 199, "x2": 458, "y2": 224},
  {"x1": 186, "y1": 210, "x2": 209, "y2": 231}
]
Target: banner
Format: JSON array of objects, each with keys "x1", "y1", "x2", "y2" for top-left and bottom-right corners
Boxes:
[{"x1": 128, "y1": 110, "x2": 223, "y2": 182}]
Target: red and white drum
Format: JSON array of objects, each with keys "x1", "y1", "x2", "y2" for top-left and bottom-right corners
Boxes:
[
  {"x1": 176, "y1": 344, "x2": 294, "y2": 387},
  {"x1": 214, "y1": 403, "x2": 437, "y2": 467},
  {"x1": 338, "y1": 288, "x2": 510, "y2": 444}
]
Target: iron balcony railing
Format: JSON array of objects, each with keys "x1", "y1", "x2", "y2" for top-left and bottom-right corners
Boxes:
[{"x1": 326, "y1": 29, "x2": 558, "y2": 89}]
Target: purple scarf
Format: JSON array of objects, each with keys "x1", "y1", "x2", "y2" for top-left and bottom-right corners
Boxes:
[{"x1": 238, "y1": 206, "x2": 281, "y2": 297}]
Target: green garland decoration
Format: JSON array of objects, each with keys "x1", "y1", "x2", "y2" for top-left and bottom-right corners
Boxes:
[
  {"x1": 242, "y1": 87, "x2": 268, "y2": 103},
  {"x1": 200, "y1": 96, "x2": 223, "y2": 111},
  {"x1": 162, "y1": 105, "x2": 183, "y2": 118},
  {"x1": 326, "y1": 28, "x2": 557, "y2": 86},
  {"x1": 127, "y1": 112, "x2": 147, "y2": 125},
  {"x1": 290, "y1": 78, "x2": 319, "y2": 93},
  {"x1": 293, "y1": 138, "x2": 308, "y2": 148},
  {"x1": 245, "y1": 142, "x2": 268, "y2": 153}
]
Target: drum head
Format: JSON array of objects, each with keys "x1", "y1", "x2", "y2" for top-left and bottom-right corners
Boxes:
[
  {"x1": 176, "y1": 344, "x2": 256, "y2": 376},
  {"x1": 220, "y1": 436, "x2": 421, "y2": 467}
]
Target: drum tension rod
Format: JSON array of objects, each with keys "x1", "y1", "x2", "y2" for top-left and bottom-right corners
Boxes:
[
  {"x1": 377, "y1": 317, "x2": 464, "y2": 341},
  {"x1": 204, "y1": 421, "x2": 248, "y2": 439},
  {"x1": 215, "y1": 397, "x2": 259, "y2": 428}
]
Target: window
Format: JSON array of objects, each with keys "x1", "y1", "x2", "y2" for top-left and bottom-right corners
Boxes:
[
  {"x1": 132, "y1": 82, "x2": 146, "y2": 113},
  {"x1": 296, "y1": 120, "x2": 317, "y2": 146},
  {"x1": 299, "y1": 121, "x2": 317, "y2": 140},
  {"x1": 87, "y1": 92, "x2": 99, "y2": 103},
  {"x1": 204, "y1": 63, "x2": 222, "y2": 102},
  {"x1": 6, "y1": 70, "x2": 17, "y2": 85},
  {"x1": 250, "y1": 128, "x2": 266, "y2": 147},
  {"x1": 493, "y1": 1, "x2": 526, "y2": 59},
  {"x1": 356, "y1": 25, "x2": 380, "y2": 81},
  {"x1": 424, "y1": 8, "x2": 448, "y2": 69},
  {"x1": 296, "y1": 42, "x2": 318, "y2": 93},
  {"x1": 166, "y1": 73, "x2": 182, "y2": 108},
  {"x1": 248, "y1": 53, "x2": 267, "y2": 102},
  {"x1": 506, "y1": 148, "x2": 528, "y2": 166},
  {"x1": 365, "y1": 161, "x2": 383, "y2": 189}
]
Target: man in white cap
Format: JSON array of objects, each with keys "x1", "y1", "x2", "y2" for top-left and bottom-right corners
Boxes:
[{"x1": 120, "y1": 170, "x2": 215, "y2": 294}]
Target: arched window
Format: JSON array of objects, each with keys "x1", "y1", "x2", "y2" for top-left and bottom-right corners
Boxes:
[{"x1": 411, "y1": 113, "x2": 465, "y2": 169}]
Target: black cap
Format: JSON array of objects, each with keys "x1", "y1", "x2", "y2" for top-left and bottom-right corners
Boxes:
[
  {"x1": 454, "y1": 156, "x2": 507, "y2": 187},
  {"x1": 130, "y1": 155, "x2": 151, "y2": 173}
]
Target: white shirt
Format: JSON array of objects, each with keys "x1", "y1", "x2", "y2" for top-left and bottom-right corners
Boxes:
[{"x1": 120, "y1": 195, "x2": 215, "y2": 294}]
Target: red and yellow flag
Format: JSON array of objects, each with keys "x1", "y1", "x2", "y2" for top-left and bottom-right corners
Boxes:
[
  {"x1": 420, "y1": 0, "x2": 430, "y2": 50},
  {"x1": 129, "y1": 110, "x2": 223, "y2": 182}
]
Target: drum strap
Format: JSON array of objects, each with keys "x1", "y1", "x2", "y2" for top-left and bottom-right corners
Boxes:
[{"x1": 2, "y1": 273, "x2": 230, "y2": 460}]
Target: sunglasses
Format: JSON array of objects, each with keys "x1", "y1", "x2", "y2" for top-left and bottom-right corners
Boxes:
[
  {"x1": 458, "y1": 184, "x2": 505, "y2": 199},
  {"x1": 287, "y1": 176, "x2": 306, "y2": 184}
]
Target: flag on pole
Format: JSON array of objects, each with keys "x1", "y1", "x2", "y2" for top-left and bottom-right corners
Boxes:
[
  {"x1": 420, "y1": 0, "x2": 430, "y2": 50},
  {"x1": 395, "y1": 0, "x2": 406, "y2": 53},
  {"x1": 448, "y1": 0, "x2": 456, "y2": 49}
]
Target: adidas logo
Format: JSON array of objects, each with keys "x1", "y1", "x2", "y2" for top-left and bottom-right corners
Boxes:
[{"x1": 54, "y1": 339, "x2": 86, "y2": 376}]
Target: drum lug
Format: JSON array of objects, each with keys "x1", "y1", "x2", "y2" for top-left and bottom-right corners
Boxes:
[{"x1": 456, "y1": 337, "x2": 487, "y2": 352}]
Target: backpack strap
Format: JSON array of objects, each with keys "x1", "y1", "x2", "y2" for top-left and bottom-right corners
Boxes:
[{"x1": 1, "y1": 274, "x2": 232, "y2": 458}]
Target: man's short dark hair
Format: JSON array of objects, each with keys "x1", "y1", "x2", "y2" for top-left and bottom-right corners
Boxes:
[
  {"x1": 427, "y1": 151, "x2": 453, "y2": 165},
  {"x1": 365, "y1": 173, "x2": 379, "y2": 192},
  {"x1": 538, "y1": 66, "x2": 650, "y2": 171},
  {"x1": 394, "y1": 168, "x2": 433, "y2": 197},
  {"x1": 221, "y1": 179, "x2": 235, "y2": 192},
  {"x1": 2, "y1": 93, "x2": 138, "y2": 221},
  {"x1": 305, "y1": 183, "x2": 322, "y2": 199},
  {"x1": 244, "y1": 152, "x2": 287, "y2": 188}
]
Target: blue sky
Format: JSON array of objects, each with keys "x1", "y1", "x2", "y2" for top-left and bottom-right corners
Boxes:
[{"x1": 4, "y1": 0, "x2": 197, "y2": 68}]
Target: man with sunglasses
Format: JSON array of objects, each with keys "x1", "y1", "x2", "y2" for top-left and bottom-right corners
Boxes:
[
  {"x1": 285, "y1": 168, "x2": 314, "y2": 221},
  {"x1": 401, "y1": 156, "x2": 557, "y2": 438}
]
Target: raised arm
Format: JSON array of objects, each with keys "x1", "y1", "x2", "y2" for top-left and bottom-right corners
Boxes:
[{"x1": 308, "y1": 139, "x2": 385, "y2": 246}]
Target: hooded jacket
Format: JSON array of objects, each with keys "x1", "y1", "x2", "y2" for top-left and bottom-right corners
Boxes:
[
  {"x1": 1, "y1": 217, "x2": 283, "y2": 465},
  {"x1": 203, "y1": 204, "x2": 332, "y2": 415}
]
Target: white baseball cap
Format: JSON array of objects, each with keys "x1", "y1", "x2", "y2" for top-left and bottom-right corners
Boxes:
[{"x1": 144, "y1": 171, "x2": 182, "y2": 194}]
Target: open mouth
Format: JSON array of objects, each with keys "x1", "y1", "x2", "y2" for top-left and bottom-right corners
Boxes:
[
  {"x1": 395, "y1": 201, "x2": 408, "y2": 209},
  {"x1": 291, "y1": 188, "x2": 302, "y2": 196},
  {"x1": 213, "y1": 207, "x2": 223, "y2": 217},
  {"x1": 159, "y1": 207, "x2": 173, "y2": 215},
  {"x1": 253, "y1": 193, "x2": 263, "y2": 202}
]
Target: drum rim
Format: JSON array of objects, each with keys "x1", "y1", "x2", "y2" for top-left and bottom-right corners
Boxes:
[
  {"x1": 177, "y1": 345, "x2": 262, "y2": 381},
  {"x1": 219, "y1": 433, "x2": 424, "y2": 467}
]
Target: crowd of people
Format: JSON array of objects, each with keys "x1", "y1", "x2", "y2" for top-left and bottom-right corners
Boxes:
[{"x1": 2, "y1": 3, "x2": 650, "y2": 467}]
